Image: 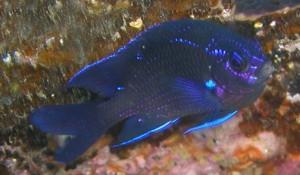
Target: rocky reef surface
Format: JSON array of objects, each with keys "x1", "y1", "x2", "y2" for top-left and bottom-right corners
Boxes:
[{"x1": 0, "y1": 0, "x2": 299, "y2": 174}]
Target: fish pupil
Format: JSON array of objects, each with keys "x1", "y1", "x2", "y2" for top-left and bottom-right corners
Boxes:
[{"x1": 229, "y1": 52, "x2": 247, "y2": 73}]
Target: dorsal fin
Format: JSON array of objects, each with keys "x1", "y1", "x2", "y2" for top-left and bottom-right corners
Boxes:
[
  {"x1": 67, "y1": 50, "x2": 133, "y2": 97},
  {"x1": 67, "y1": 19, "x2": 212, "y2": 97}
]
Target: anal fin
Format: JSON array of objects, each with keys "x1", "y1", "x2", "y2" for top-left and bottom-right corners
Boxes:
[{"x1": 112, "y1": 114, "x2": 180, "y2": 147}]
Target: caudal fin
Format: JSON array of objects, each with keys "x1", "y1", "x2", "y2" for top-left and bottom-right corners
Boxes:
[{"x1": 30, "y1": 102, "x2": 108, "y2": 162}]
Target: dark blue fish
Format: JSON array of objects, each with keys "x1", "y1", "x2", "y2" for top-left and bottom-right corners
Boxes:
[{"x1": 30, "y1": 19, "x2": 273, "y2": 162}]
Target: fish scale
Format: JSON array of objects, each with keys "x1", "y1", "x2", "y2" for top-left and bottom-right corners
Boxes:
[{"x1": 30, "y1": 19, "x2": 273, "y2": 162}]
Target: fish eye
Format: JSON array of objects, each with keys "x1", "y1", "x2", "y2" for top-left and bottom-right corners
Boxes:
[{"x1": 229, "y1": 52, "x2": 248, "y2": 73}]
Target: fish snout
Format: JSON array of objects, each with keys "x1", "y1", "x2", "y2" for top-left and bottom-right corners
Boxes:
[{"x1": 260, "y1": 60, "x2": 274, "y2": 80}]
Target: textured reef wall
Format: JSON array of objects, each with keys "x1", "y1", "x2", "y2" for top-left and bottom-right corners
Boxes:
[{"x1": 0, "y1": 0, "x2": 300, "y2": 174}]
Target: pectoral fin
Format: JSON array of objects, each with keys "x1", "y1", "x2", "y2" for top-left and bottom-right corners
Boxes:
[{"x1": 173, "y1": 77, "x2": 215, "y2": 110}]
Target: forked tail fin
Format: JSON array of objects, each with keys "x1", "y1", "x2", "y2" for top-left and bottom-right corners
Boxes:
[{"x1": 30, "y1": 102, "x2": 109, "y2": 162}]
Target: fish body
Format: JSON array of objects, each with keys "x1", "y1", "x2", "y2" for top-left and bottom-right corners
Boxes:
[{"x1": 30, "y1": 19, "x2": 272, "y2": 162}]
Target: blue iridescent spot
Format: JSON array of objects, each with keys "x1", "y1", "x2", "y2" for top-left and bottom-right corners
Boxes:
[
  {"x1": 116, "y1": 86, "x2": 125, "y2": 91},
  {"x1": 205, "y1": 79, "x2": 216, "y2": 90},
  {"x1": 136, "y1": 53, "x2": 143, "y2": 60},
  {"x1": 170, "y1": 38, "x2": 199, "y2": 48}
]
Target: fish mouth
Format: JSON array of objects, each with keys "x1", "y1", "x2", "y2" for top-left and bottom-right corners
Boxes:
[{"x1": 258, "y1": 60, "x2": 274, "y2": 81}]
